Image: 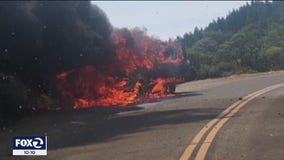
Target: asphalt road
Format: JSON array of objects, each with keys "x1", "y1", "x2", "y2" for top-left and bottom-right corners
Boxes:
[{"x1": 1, "y1": 71, "x2": 284, "y2": 160}]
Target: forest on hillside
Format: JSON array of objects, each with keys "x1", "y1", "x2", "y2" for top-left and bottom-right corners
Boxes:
[{"x1": 176, "y1": 1, "x2": 284, "y2": 80}]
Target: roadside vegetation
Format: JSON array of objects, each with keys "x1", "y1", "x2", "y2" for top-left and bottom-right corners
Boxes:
[{"x1": 176, "y1": 1, "x2": 284, "y2": 80}]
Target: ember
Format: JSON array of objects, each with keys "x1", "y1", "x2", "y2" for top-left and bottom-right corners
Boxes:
[{"x1": 57, "y1": 28, "x2": 184, "y2": 109}]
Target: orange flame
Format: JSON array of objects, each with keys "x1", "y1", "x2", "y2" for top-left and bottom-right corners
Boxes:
[{"x1": 56, "y1": 28, "x2": 184, "y2": 109}]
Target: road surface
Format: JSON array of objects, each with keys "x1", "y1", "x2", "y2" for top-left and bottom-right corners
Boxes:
[{"x1": 1, "y1": 71, "x2": 284, "y2": 160}]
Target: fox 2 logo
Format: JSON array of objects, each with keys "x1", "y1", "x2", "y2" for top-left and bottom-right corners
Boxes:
[{"x1": 13, "y1": 136, "x2": 47, "y2": 156}]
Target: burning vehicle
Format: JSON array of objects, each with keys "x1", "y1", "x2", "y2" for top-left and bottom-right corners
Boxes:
[
  {"x1": 57, "y1": 28, "x2": 187, "y2": 109},
  {"x1": 0, "y1": 1, "x2": 191, "y2": 116}
]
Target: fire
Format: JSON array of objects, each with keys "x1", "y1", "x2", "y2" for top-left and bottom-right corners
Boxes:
[{"x1": 57, "y1": 28, "x2": 184, "y2": 109}]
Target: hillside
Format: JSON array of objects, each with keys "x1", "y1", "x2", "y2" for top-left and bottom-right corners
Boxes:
[{"x1": 177, "y1": 1, "x2": 284, "y2": 80}]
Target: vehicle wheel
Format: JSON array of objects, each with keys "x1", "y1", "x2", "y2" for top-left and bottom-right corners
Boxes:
[{"x1": 167, "y1": 84, "x2": 176, "y2": 94}]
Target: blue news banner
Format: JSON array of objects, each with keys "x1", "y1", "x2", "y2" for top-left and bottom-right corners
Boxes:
[{"x1": 13, "y1": 136, "x2": 47, "y2": 156}]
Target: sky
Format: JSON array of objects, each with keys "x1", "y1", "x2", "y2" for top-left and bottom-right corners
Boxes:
[{"x1": 92, "y1": 1, "x2": 249, "y2": 40}]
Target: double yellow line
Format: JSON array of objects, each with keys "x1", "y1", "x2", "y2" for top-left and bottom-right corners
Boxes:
[{"x1": 180, "y1": 82, "x2": 284, "y2": 160}]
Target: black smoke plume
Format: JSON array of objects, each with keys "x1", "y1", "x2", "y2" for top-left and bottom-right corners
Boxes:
[{"x1": 0, "y1": 1, "x2": 113, "y2": 122}]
